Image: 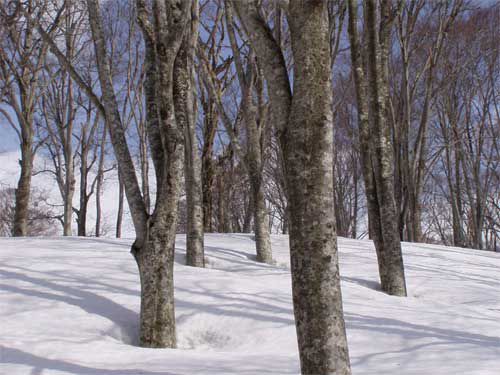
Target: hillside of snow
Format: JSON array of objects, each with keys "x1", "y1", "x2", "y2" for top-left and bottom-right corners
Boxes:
[{"x1": 1, "y1": 234, "x2": 499, "y2": 374}]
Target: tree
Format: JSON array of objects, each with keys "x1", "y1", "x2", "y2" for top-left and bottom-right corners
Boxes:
[
  {"x1": 0, "y1": 1, "x2": 62, "y2": 236},
  {"x1": 197, "y1": 4, "x2": 273, "y2": 263},
  {"x1": 178, "y1": 0, "x2": 204, "y2": 267},
  {"x1": 347, "y1": 0, "x2": 407, "y2": 296},
  {"x1": 235, "y1": 1, "x2": 352, "y2": 372},
  {"x1": 35, "y1": 0, "x2": 194, "y2": 347}
]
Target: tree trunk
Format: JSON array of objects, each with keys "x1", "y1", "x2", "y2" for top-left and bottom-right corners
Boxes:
[
  {"x1": 13, "y1": 142, "x2": 33, "y2": 236},
  {"x1": 135, "y1": 0, "x2": 192, "y2": 347},
  {"x1": 95, "y1": 124, "x2": 107, "y2": 237},
  {"x1": 132, "y1": 220, "x2": 176, "y2": 347},
  {"x1": 236, "y1": 1, "x2": 352, "y2": 372},
  {"x1": 175, "y1": 0, "x2": 204, "y2": 267},
  {"x1": 287, "y1": 2, "x2": 351, "y2": 373},
  {"x1": 116, "y1": 173, "x2": 124, "y2": 238},
  {"x1": 242, "y1": 193, "x2": 253, "y2": 233},
  {"x1": 63, "y1": 149, "x2": 75, "y2": 236},
  {"x1": 201, "y1": 102, "x2": 216, "y2": 233},
  {"x1": 347, "y1": 0, "x2": 407, "y2": 296},
  {"x1": 250, "y1": 174, "x2": 272, "y2": 263},
  {"x1": 78, "y1": 144, "x2": 88, "y2": 236}
]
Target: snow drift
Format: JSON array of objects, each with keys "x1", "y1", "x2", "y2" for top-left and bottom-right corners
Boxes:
[{"x1": 1, "y1": 234, "x2": 499, "y2": 374}]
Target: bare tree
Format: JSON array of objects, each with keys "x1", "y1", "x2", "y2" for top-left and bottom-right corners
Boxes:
[
  {"x1": 347, "y1": 0, "x2": 407, "y2": 296},
  {"x1": 235, "y1": 1, "x2": 352, "y2": 372},
  {"x1": 178, "y1": 0, "x2": 204, "y2": 267},
  {"x1": 0, "y1": 1, "x2": 62, "y2": 236}
]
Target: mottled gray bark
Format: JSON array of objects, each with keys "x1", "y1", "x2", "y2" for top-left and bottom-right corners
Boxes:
[
  {"x1": 237, "y1": 1, "x2": 352, "y2": 373},
  {"x1": 86, "y1": 0, "x2": 190, "y2": 348},
  {"x1": 347, "y1": 0, "x2": 407, "y2": 296},
  {"x1": 175, "y1": 0, "x2": 204, "y2": 268},
  {"x1": 224, "y1": 1, "x2": 272, "y2": 263},
  {"x1": 134, "y1": 0, "x2": 192, "y2": 347},
  {"x1": 287, "y1": 2, "x2": 351, "y2": 373}
]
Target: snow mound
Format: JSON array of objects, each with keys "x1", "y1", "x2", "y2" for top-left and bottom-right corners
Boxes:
[{"x1": 1, "y1": 234, "x2": 500, "y2": 374}]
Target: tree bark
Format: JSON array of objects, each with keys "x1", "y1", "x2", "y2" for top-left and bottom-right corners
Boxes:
[
  {"x1": 286, "y1": 2, "x2": 351, "y2": 372},
  {"x1": 135, "y1": 0, "x2": 192, "y2": 347},
  {"x1": 347, "y1": 0, "x2": 407, "y2": 296},
  {"x1": 237, "y1": 2, "x2": 352, "y2": 372},
  {"x1": 175, "y1": 0, "x2": 204, "y2": 267},
  {"x1": 14, "y1": 141, "x2": 33, "y2": 236}
]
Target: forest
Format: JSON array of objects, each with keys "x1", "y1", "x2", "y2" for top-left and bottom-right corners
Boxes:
[{"x1": 0, "y1": 1, "x2": 499, "y2": 374}]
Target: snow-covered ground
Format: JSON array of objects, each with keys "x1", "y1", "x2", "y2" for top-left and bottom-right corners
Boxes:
[{"x1": 1, "y1": 234, "x2": 499, "y2": 374}]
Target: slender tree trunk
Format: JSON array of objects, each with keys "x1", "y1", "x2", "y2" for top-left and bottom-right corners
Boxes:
[
  {"x1": 63, "y1": 147, "x2": 75, "y2": 236},
  {"x1": 250, "y1": 174, "x2": 272, "y2": 263},
  {"x1": 225, "y1": 1, "x2": 272, "y2": 262},
  {"x1": 175, "y1": 0, "x2": 204, "y2": 267},
  {"x1": 95, "y1": 124, "x2": 107, "y2": 237},
  {"x1": 201, "y1": 103, "x2": 216, "y2": 233},
  {"x1": 242, "y1": 193, "x2": 253, "y2": 233},
  {"x1": 216, "y1": 166, "x2": 226, "y2": 232},
  {"x1": 116, "y1": 172, "x2": 124, "y2": 238},
  {"x1": 347, "y1": 0, "x2": 407, "y2": 296},
  {"x1": 78, "y1": 142, "x2": 88, "y2": 237}
]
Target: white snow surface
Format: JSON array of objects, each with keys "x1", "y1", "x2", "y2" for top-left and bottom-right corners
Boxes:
[{"x1": 1, "y1": 234, "x2": 499, "y2": 374}]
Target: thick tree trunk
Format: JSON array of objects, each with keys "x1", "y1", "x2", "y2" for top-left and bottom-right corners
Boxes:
[
  {"x1": 135, "y1": 0, "x2": 192, "y2": 347},
  {"x1": 13, "y1": 142, "x2": 33, "y2": 236},
  {"x1": 287, "y1": 2, "x2": 351, "y2": 373},
  {"x1": 132, "y1": 220, "x2": 176, "y2": 347},
  {"x1": 237, "y1": 1, "x2": 351, "y2": 372}
]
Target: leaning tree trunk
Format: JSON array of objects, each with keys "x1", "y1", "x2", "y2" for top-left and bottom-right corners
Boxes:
[{"x1": 287, "y1": 2, "x2": 351, "y2": 373}]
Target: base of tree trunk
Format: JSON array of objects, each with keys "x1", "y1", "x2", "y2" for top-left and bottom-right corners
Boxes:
[{"x1": 132, "y1": 231, "x2": 177, "y2": 348}]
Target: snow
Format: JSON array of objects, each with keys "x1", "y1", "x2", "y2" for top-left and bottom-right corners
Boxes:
[{"x1": 1, "y1": 234, "x2": 499, "y2": 374}]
